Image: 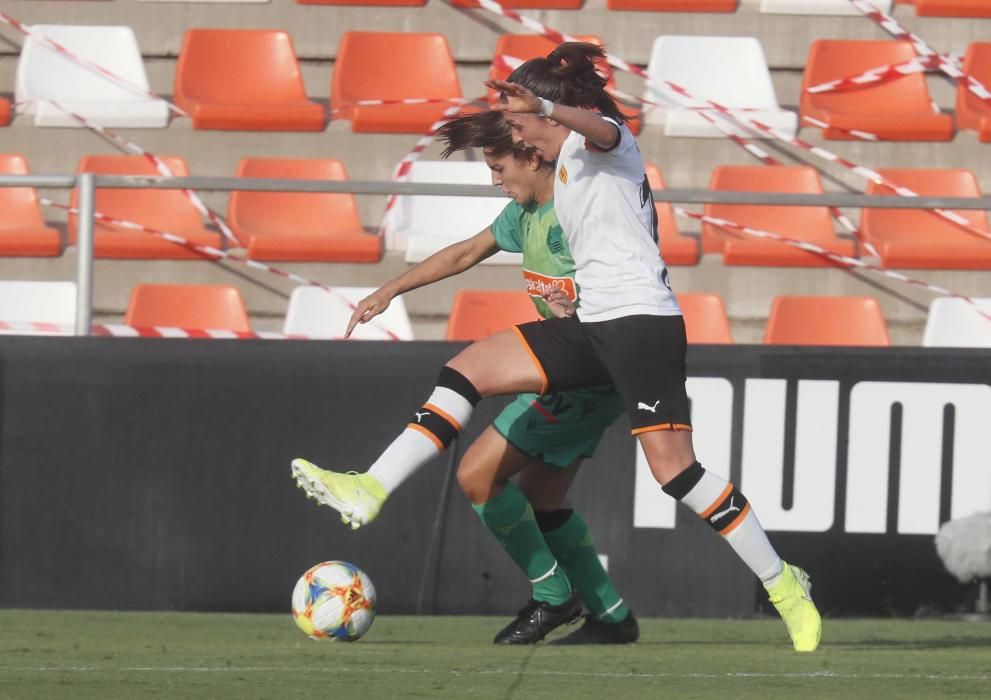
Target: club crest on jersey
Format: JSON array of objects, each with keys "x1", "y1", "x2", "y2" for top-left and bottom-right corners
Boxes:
[{"x1": 559, "y1": 164, "x2": 569, "y2": 185}]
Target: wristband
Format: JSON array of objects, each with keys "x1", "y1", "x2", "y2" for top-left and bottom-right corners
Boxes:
[{"x1": 538, "y1": 97, "x2": 555, "y2": 118}]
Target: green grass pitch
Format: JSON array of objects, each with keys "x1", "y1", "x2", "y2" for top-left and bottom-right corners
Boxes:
[{"x1": 1, "y1": 611, "x2": 989, "y2": 699}]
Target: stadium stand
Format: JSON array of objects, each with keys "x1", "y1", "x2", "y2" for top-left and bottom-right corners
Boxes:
[
  {"x1": 332, "y1": 32, "x2": 464, "y2": 134},
  {"x1": 642, "y1": 35, "x2": 796, "y2": 138},
  {"x1": 923, "y1": 297, "x2": 991, "y2": 347},
  {"x1": 703, "y1": 165, "x2": 856, "y2": 265},
  {"x1": 860, "y1": 168, "x2": 991, "y2": 269},
  {"x1": 0, "y1": 280, "x2": 76, "y2": 334},
  {"x1": 141, "y1": 1, "x2": 270, "y2": 3},
  {"x1": 800, "y1": 39, "x2": 954, "y2": 141},
  {"x1": 173, "y1": 29, "x2": 324, "y2": 131},
  {"x1": 759, "y1": 0, "x2": 892, "y2": 13},
  {"x1": 452, "y1": 0, "x2": 582, "y2": 7},
  {"x1": 677, "y1": 293, "x2": 733, "y2": 344},
  {"x1": 297, "y1": 0, "x2": 423, "y2": 5},
  {"x1": 644, "y1": 163, "x2": 699, "y2": 265},
  {"x1": 912, "y1": 0, "x2": 991, "y2": 17},
  {"x1": 14, "y1": 24, "x2": 169, "y2": 128},
  {"x1": 764, "y1": 295, "x2": 892, "y2": 346},
  {"x1": 0, "y1": 154, "x2": 62, "y2": 257},
  {"x1": 445, "y1": 290, "x2": 540, "y2": 341},
  {"x1": 283, "y1": 286, "x2": 414, "y2": 340},
  {"x1": 381, "y1": 161, "x2": 516, "y2": 264},
  {"x1": 228, "y1": 158, "x2": 380, "y2": 263},
  {"x1": 70, "y1": 155, "x2": 222, "y2": 259},
  {"x1": 957, "y1": 43, "x2": 991, "y2": 142},
  {"x1": 0, "y1": 98, "x2": 10, "y2": 126},
  {"x1": 124, "y1": 284, "x2": 251, "y2": 331},
  {"x1": 607, "y1": 1, "x2": 737, "y2": 11}
]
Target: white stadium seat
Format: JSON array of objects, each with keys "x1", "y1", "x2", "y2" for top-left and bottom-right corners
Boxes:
[
  {"x1": 642, "y1": 36, "x2": 798, "y2": 139},
  {"x1": 760, "y1": 0, "x2": 892, "y2": 15},
  {"x1": 381, "y1": 161, "x2": 520, "y2": 265},
  {"x1": 922, "y1": 297, "x2": 991, "y2": 348},
  {"x1": 15, "y1": 25, "x2": 169, "y2": 128},
  {"x1": 0, "y1": 280, "x2": 77, "y2": 335},
  {"x1": 283, "y1": 286, "x2": 414, "y2": 341}
]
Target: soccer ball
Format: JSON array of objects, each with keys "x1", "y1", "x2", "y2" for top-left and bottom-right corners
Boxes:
[{"x1": 291, "y1": 561, "x2": 377, "y2": 641}]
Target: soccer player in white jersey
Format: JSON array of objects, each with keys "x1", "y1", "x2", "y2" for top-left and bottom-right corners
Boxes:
[{"x1": 294, "y1": 43, "x2": 821, "y2": 652}]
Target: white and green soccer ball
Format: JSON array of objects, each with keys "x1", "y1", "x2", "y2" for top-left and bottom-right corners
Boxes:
[{"x1": 291, "y1": 561, "x2": 377, "y2": 641}]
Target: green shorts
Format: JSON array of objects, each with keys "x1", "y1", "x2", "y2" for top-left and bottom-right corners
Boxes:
[{"x1": 492, "y1": 386, "x2": 625, "y2": 468}]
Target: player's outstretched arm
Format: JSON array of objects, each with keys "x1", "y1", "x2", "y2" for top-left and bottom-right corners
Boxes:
[{"x1": 345, "y1": 229, "x2": 500, "y2": 337}]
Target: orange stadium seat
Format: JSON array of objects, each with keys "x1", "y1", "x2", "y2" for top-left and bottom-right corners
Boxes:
[
  {"x1": 174, "y1": 29, "x2": 324, "y2": 131},
  {"x1": 607, "y1": 0, "x2": 737, "y2": 10},
  {"x1": 703, "y1": 166, "x2": 856, "y2": 266},
  {"x1": 297, "y1": 0, "x2": 424, "y2": 5},
  {"x1": 0, "y1": 98, "x2": 10, "y2": 126},
  {"x1": 70, "y1": 155, "x2": 222, "y2": 259},
  {"x1": 913, "y1": 0, "x2": 991, "y2": 16},
  {"x1": 801, "y1": 40, "x2": 953, "y2": 141},
  {"x1": 957, "y1": 43, "x2": 991, "y2": 142},
  {"x1": 451, "y1": 0, "x2": 582, "y2": 10},
  {"x1": 490, "y1": 34, "x2": 640, "y2": 134},
  {"x1": 228, "y1": 158, "x2": 380, "y2": 262},
  {"x1": 860, "y1": 168, "x2": 991, "y2": 269},
  {"x1": 644, "y1": 164, "x2": 698, "y2": 265},
  {"x1": 333, "y1": 32, "x2": 465, "y2": 134},
  {"x1": 677, "y1": 293, "x2": 733, "y2": 344},
  {"x1": 764, "y1": 295, "x2": 891, "y2": 346},
  {"x1": 0, "y1": 155, "x2": 62, "y2": 257},
  {"x1": 445, "y1": 290, "x2": 540, "y2": 341},
  {"x1": 125, "y1": 284, "x2": 251, "y2": 332}
]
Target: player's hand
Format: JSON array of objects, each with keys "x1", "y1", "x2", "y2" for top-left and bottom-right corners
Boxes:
[
  {"x1": 485, "y1": 80, "x2": 542, "y2": 114},
  {"x1": 543, "y1": 288, "x2": 576, "y2": 318},
  {"x1": 345, "y1": 288, "x2": 393, "y2": 338}
]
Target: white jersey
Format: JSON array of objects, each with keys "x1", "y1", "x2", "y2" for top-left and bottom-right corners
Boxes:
[{"x1": 553, "y1": 118, "x2": 681, "y2": 322}]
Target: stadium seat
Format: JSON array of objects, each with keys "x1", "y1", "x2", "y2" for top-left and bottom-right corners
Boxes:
[
  {"x1": 860, "y1": 168, "x2": 991, "y2": 269},
  {"x1": 382, "y1": 161, "x2": 517, "y2": 264},
  {"x1": 923, "y1": 297, "x2": 991, "y2": 347},
  {"x1": 125, "y1": 284, "x2": 251, "y2": 332},
  {"x1": 759, "y1": 0, "x2": 891, "y2": 13},
  {"x1": 174, "y1": 29, "x2": 324, "y2": 131},
  {"x1": 644, "y1": 164, "x2": 698, "y2": 265},
  {"x1": 0, "y1": 98, "x2": 10, "y2": 126},
  {"x1": 607, "y1": 0, "x2": 736, "y2": 10},
  {"x1": 14, "y1": 24, "x2": 168, "y2": 128},
  {"x1": 283, "y1": 286, "x2": 414, "y2": 340},
  {"x1": 228, "y1": 158, "x2": 380, "y2": 262},
  {"x1": 800, "y1": 40, "x2": 954, "y2": 141},
  {"x1": 332, "y1": 32, "x2": 464, "y2": 133},
  {"x1": 913, "y1": 0, "x2": 991, "y2": 16},
  {"x1": 703, "y1": 166, "x2": 856, "y2": 266},
  {"x1": 764, "y1": 295, "x2": 891, "y2": 346},
  {"x1": 642, "y1": 36, "x2": 796, "y2": 138},
  {"x1": 490, "y1": 34, "x2": 640, "y2": 134},
  {"x1": 452, "y1": 0, "x2": 581, "y2": 6},
  {"x1": 297, "y1": 0, "x2": 422, "y2": 4},
  {"x1": 957, "y1": 43, "x2": 991, "y2": 142},
  {"x1": 445, "y1": 290, "x2": 540, "y2": 341},
  {"x1": 0, "y1": 155, "x2": 62, "y2": 257},
  {"x1": 70, "y1": 155, "x2": 222, "y2": 259},
  {"x1": 677, "y1": 293, "x2": 733, "y2": 344},
  {"x1": 0, "y1": 281, "x2": 76, "y2": 335}
]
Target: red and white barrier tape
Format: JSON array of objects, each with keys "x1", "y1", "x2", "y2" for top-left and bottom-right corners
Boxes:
[
  {"x1": 805, "y1": 53, "x2": 955, "y2": 95},
  {"x1": 0, "y1": 319, "x2": 314, "y2": 339}
]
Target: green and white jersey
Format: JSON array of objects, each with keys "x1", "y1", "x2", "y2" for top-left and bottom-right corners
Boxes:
[{"x1": 490, "y1": 199, "x2": 578, "y2": 320}]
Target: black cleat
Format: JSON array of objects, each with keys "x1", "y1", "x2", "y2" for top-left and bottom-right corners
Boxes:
[
  {"x1": 549, "y1": 611, "x2": 640, "y2": 645},
  {"x1": 493, "y1": 592, "x2": 582, "y2": 645}
]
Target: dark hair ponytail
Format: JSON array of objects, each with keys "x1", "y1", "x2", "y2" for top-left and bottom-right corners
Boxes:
[
  {"x1": 506, "y1": 42, "x2": 627, "y2": 123},
  {"x1": 437, "y1": 110, "x2": 548, "y2": 167}
]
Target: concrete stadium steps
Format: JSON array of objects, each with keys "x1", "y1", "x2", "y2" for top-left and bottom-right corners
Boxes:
[{"x1": 2, "y1": 0, "x2": 989, "y2": 70}]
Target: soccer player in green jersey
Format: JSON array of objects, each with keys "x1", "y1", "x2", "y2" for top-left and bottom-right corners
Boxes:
[{"x1": 293, "y1": 110, "x2": 637, "y2": 645}]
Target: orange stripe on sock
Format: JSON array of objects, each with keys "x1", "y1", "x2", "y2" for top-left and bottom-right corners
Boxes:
[
  {"x1": 407, "y1": 422, "x2": 444, "y2": 451},
  {"x1": 423, "y1": 403, "x2": 462, "y2": 432},
  {"x1": 631, "y1": 423, "x2": 693, "y2": 436},
  {"x1": 720, "y1": 502, "x2": 751, "y2": 536},
  {"x1": 700, "y1": 484, "x2": 734, "y2": 519},
  {"x1": 512, "y1": 326, "x2": 548, "y2": 395}
]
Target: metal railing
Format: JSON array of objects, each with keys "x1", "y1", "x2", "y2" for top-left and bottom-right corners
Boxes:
[{"x1": 2, "y1": 173, "x2": 990, "y2": 336}]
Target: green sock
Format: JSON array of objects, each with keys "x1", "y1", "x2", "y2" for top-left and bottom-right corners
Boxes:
[
  {"x1": 472, "y1": 483, "x2": 572, "y2": 605},
  {"x1": 542, "y1": 510, "x2": 629, "y2": 623}
]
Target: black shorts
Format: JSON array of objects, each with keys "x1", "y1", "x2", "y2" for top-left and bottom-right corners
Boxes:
[{"x1": 514, "y1": 314, "x2": 691, "y2": 433}]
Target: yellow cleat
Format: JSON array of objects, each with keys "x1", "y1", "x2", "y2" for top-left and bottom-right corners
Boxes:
[
  {"x1": 767, "y1": 562, "x2": 822, "y2": 652},
  {"x1": 291, "y1": 458, "x2": 388, "y2": 530}
]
